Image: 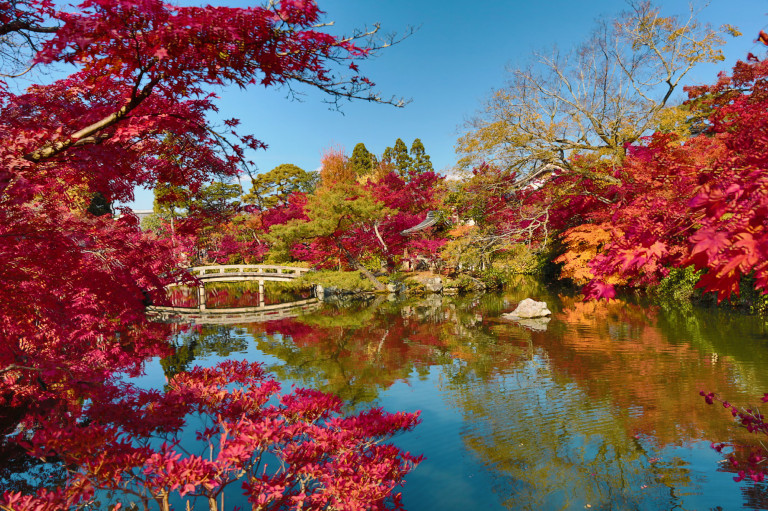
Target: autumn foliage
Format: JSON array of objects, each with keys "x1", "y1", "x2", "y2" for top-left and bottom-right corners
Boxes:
[
  {"x1": 702, "y1": 391, "x2": 768, "y2": 485},
  {"x1": 576, "y1": 60, "x2": 768, "y2": 301},
  {"x1": 8, "y1": 0, "x2": 768, "y2": 502},
  {"x1": 1, "y1": 0, "x2": 424, "y2": 507},
  {"x1": 554, "y1": 224, "x2": 624, "y2": 286},
  {"x1": 1, "y1": 0, "x2": 382, "y2": 401},
  {"x1": 455, "y1": 58, "x2": 768, "y2": 303},
  {"x1": 2, "y1": 360, "x2": 421, "y2": 511}
]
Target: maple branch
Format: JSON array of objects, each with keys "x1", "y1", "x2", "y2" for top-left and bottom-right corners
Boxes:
[
  {"x1": 0, "y1": 364, "x2": 42, "y2": 374},
  {"x1": 0, "y1": 61, "x2": 35, "y2": 78},
  {"x1": 282, "y1": 72, "x2": 408, "y2": 107},
  {"x1": 24, "y1": 76, "x2": 162, "y2": 162},
  {"x1": 0, "y1": 20, "x2": 58, "y2": 37},
  {"x1": 274, "y1": 24, "x2": 413, "y2": 108},
  {"x1": 204, "y1": 124, "x2": 259, "y2": 176}
]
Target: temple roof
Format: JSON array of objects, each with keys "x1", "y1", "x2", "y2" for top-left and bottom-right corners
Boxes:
[{"x1": 400, "y1": 211, "x2": 437, "y2": 236}]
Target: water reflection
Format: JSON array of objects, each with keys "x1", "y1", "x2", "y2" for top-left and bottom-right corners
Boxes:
[
  {"x1": 151, "y1": 281, "x2": 319, "y2": 326},
  {"x1": 164, "y1": 281, "x2": 313, "y2": 309},
  {"x1": 155, "y1": 278, "x2": 768, "y2": 510},
  {"x1": 447, "y1": 361, "x2": 682, "y2": 510}
]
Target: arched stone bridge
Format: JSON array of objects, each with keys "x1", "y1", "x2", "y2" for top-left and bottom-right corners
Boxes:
[
  {"x1": 164, "y1": 264, "x2": 313, "y2": 311},
  {"x1": 190, "y1": 264, "x2": 311, "y2": 283}
]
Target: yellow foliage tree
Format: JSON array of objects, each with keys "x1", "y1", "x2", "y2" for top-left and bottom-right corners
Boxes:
[
  {"x1": 457, "y1": 1, "x2": 734, "y2": 184},
  {"x1": 555, "y1": 224, "x2": 626, "y2": 285}
]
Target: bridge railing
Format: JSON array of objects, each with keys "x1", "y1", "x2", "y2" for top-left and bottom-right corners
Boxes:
[{"x1": 190, "y1": 265, "x2": 311, "y2": 279}]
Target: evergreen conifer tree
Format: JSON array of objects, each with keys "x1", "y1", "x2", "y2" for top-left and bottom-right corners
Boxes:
[
  {"x1": 383, "y1": 138, "x2": 412, "y2": 178},
  {"x1": 409, "y1": 138, "x2": 434, "y2": 175},
  {"x1": 350, "y1": 142, "x2": 376, "y2": 177},
  {"x1": 246, "y1": 163, "x2": 315, "y2": 209}
]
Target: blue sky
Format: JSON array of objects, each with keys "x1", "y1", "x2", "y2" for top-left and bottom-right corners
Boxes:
[{"x1": 127, "y1": 0, "x2": 768, "y2": 210}]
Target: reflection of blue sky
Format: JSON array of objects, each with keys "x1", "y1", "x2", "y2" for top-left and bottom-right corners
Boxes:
[
  {"x1": 392, "y1": 354, "x2": 750, "y2": 510},
  {"x1": 380, "y1": 368, "x2": 504, "y2": 511},
  {"x1": 118, "y1": 296, "x2": 768, "y2": 511},
  {"x1": 120, "y1": 346, "x2": 757, "y2": 511}
]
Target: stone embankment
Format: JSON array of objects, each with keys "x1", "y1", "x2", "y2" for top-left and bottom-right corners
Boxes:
[{"x1": 314, "y1": 272, "x2": 490, "y2": 302}]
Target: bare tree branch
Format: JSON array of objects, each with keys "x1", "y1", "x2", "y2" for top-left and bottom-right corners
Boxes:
[{"x1": 457, "y1": 1, "x2": 730, "y2": 189}]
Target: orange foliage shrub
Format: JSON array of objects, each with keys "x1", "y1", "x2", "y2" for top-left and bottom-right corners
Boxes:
[{"x1": 555, "y1": 224, "x2": 626, "y2": 285}]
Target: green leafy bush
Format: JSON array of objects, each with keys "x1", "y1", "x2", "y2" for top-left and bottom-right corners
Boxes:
[
  {"x1": 285, "y1": 270, "x2": 379, "y2": 293},
  {"x1": 654, "y1": 266, "x2": 702, "y2": 302},
  {"x1": 479, "y1": 267, "x2": 507, "y2": 289},
  {"x1": 493, "y1": 243, "x2": 546, "y2": 275}
]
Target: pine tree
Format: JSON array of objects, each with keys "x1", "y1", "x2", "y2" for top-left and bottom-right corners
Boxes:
[
  {"x1": 246, "y1": 163, "x2": 315, "y2": 210},
  {"x1": 383, "y1": 138, "x2": 412, "y2": 178},
  {"x1": 350, "y1": 142, "x2": 376, "y2": 177},
  {"x1": 409, "y1": 138, "x2": 433, "y2": 175}
]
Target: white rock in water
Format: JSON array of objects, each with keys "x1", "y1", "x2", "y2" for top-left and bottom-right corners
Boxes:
[{"x1": 502, "y1": 298, "x2": 551, "y2": 319}]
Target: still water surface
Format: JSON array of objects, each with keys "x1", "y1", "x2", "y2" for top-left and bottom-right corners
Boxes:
[{"x1": 147, "y1": 277, "x2": 768, "y2": 510}]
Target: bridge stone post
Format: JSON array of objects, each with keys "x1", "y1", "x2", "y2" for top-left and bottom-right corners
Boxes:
[
  {"x1": 259, "y1": 279, "x2": 265, "y2": 307},
  {"x1": 198, "y1": 284, "x2": 206, "y2": 310}
]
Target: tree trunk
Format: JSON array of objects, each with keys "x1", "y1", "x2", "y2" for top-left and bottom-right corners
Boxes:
[{"x1": 335, "y1": 241, "x2": 386, "y2": 291}]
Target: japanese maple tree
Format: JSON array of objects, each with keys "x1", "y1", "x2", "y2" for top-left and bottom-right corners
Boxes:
[
  {"x1": 1, "y1": 0, "x2": 395, "y2": 400},
  {"x1": 471, "y1": 57, "x2": 768, "y2": 302},
  {"x1": 578, "y1": 59, "x2": 768, "y2": 301},
  {"x1": 1, "y1": 0, "x2": 421, "y2": 507},
  {"x1": 265, "y1": 146, "x2": 446, "y2": 279},
  {"x1": 682, "y1": 60, "x2": 768, "y2": 300}
]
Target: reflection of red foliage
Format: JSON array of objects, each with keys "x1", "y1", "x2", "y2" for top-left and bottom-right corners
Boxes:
[
  {"x1": 169, "y1": 285, "x2": 310, "y2": 308},
  {"x1": 205, "y1": 287, "x2": 273, "y2": 307},
  {"x1": 2, "y1": 361, "x2": 421, "y2": 510},
  {"x1": 264, "y1": 318, "x2": 317, "y2": 339},
  {"x1": 703, "y1": 392, "x2": 768, "y2": 484},
  {"x1": 247, "y1": 310, "x2": 451, "y2": 391},
  {"x1": 545, "y1": 297, "x2": 749, "y2": 446},
  {"x1": 168, "y1": 286, "x2": 200, "y2": 307}
]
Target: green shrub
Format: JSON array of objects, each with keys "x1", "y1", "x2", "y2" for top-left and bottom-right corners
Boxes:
[
  {"x1": 493, "y1": 243, "x2": 546, "y2": 275},
  {"x1": 735, "y1": 275, "x2": 768, "y2": 315},
  {"x1": 479, "y1": 267, "x2": 507, "y2": 289},
  {"x1": 654, "y1": 266, "x2": 702, "y2": 302},
  {"x1": 286, "y1": 270, "x2": 379, "y2": 293},
  {"x1": 444, "y1": 274, "x2": 479, "y2": 293},
  {"x1": 386, "y1": 271, "x2": 407, "y2": 285}
]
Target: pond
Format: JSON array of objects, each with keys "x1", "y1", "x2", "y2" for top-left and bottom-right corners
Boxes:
[{"x1": 142, "y1": 277, "x2": 768, "y2": 510}]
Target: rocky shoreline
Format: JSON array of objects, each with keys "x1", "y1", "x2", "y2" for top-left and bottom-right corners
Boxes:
[{"x1": 313, "y1": 271, "x2": 492, "y2": 302}]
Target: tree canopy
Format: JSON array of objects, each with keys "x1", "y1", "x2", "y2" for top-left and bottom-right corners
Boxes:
[
  {"x1": 0, "y1": 0, "x2": 421, "y2": 507},
  {"x1": 350, "y1": 142, "x2": 377, "y2": 177},
  {"x1": 245, "y1": 163, "x2": 317, "y2": 210},
  {"x1": 456, "y1": 1, "x2": 735, "y2": 186}
]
